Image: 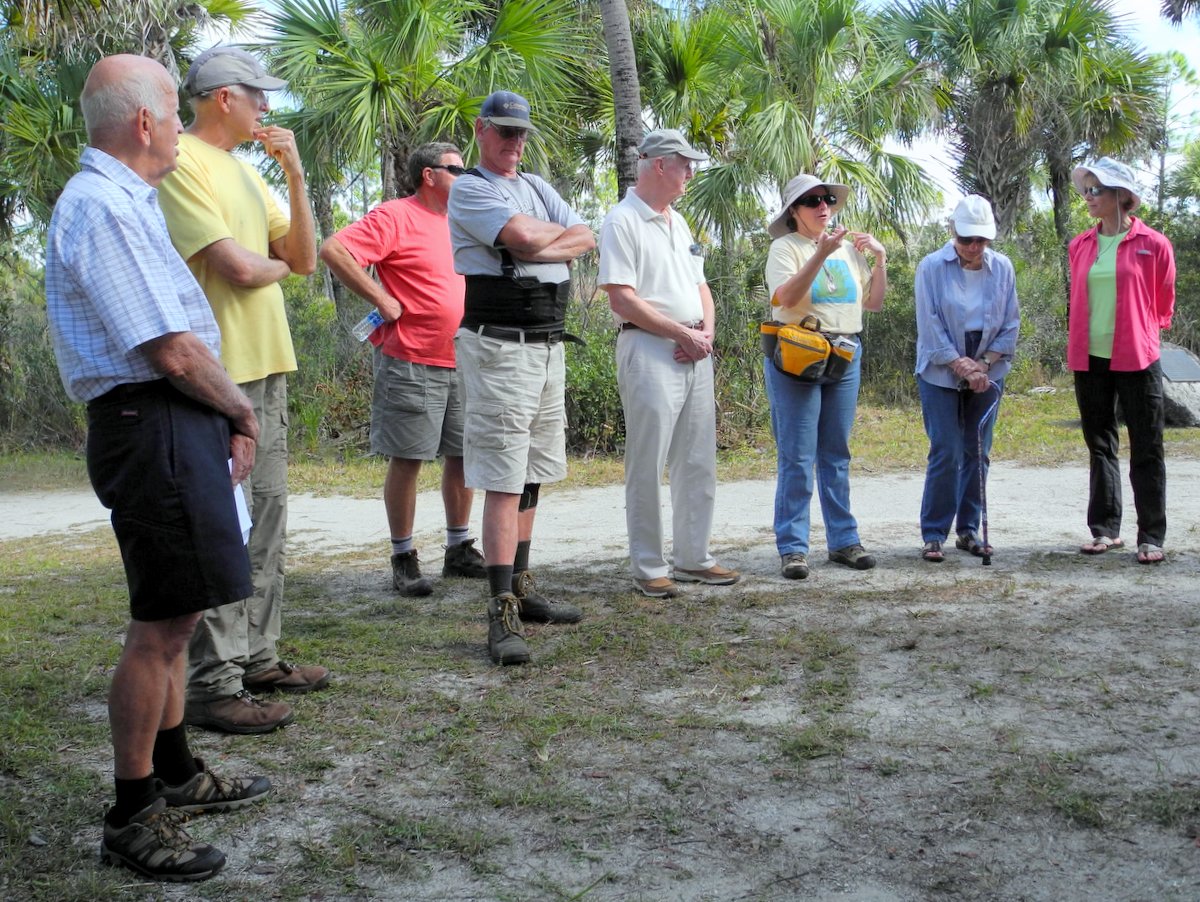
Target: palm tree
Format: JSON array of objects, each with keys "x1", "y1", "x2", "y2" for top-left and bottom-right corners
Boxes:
[
  {"x1": 599, "y1": 0, "x2": 643, "y2": 199},
  {"x1": 0, "y1": 0, "x2": 255, "y2": 236},
  {"x1": 887, "y1": 0, "x2": 1160, "y2": 242},
  {"x1": 632, "y1": 0, "x2": 942, "y2": 242},
  {"x1": 266, "y1": 0, "x2": 592, "y2": 206}
]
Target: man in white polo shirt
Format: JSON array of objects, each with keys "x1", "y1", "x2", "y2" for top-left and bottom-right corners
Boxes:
[{"x1": 598, "y1": 129, "x2": 740, "y2": 598}]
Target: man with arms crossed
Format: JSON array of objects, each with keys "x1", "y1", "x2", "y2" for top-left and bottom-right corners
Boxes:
[
  {"x1": 598, "y1": 129, "x2": 740, "y2": 598},
  {"x1": 158, "y1": 46, "x2": 327, "y2": 734},
  {"x1": 319, "y1": 142, "x2": 486, "y2": 595},
  {"x1": 46, "y1": 54, "x2": 270, "y2": 881},
  {"x1": 448, "y1": 91, "x2": 593, "y2": 664}
]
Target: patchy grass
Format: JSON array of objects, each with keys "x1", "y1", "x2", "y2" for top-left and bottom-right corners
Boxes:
[{"x1": 4, "y1": 525, "x2": 1200, "y2": 900}]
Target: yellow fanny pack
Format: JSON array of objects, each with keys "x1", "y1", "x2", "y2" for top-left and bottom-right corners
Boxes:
[{"x1": 761, "y1": 316, "x2": 857, "y2": 384}]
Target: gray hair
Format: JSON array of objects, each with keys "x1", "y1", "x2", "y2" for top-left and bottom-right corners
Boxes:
[
  {"x1": 82, "y1": 73, "x2": 173, "y2": 142},
  {"x1": 636, "y1": 156, "x2": 655, "y2": 178},
  {"x1": 408, "y1": 142, "x2": 461, "y2": 187}
]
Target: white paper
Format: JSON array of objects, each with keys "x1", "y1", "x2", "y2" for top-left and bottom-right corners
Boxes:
[{"x1": 229, "y1": 459, "x2": 253, "y2": 545}]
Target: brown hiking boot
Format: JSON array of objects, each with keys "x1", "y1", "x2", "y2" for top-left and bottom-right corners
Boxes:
[
  {"x1": 184, "y1": 689, "x2": 294, "y2": 734},
  {"x1": 443, "y1": 538, "x2": 486, "y2": 578},
  {"x1": 243, "y1": 660, "x2": 331, "y2": 695},
  {"x1": 487, "y1": 592, "x2": 530, "y2": 665},
  {"x1": 512, "y1": 570, "x2": 582, "y2": 623},
  {"x1": 391, "y1": 550, "x2": 433, "y2": 596},
  {"x1": 101, "y1": 798, "x2": 225, "y2": 882}
]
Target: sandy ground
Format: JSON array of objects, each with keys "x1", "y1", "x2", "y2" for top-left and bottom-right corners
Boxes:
[
  {"x1": 6, "y1": 460, "x2": 1200, "y2": 899},
  {"x1": 7, "y1": 459, "x2": 1200, "y2": 566}
]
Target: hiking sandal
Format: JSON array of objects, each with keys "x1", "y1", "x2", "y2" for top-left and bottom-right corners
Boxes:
[
  {"x1": 921, "y1": 540, "x2": 944, "y2": 563},
  {"x1": 955, "y1": 532, "x2": 993, "y2": 558}
]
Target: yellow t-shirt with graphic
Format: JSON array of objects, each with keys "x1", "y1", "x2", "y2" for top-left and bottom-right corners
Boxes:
[
  {"x1": 764, "y1": 232, "x2": 873, "y2": 334},
  {"x1": 158, "y1": 133, "x2": 296, "y2": 383}
]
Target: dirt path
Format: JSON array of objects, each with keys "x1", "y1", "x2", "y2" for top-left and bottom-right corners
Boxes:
[{"x1": 9, "y1": 459, "x2": 1200, "y2": 565}]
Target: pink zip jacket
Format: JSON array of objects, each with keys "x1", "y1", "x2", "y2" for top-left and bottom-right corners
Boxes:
[{"x1": 1067, "y1": 216, "x2": 1175, "y2": 372}]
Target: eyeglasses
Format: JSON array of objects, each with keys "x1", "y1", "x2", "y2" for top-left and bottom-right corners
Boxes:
[
  {"x1": 430, "y1": 164, "x2": 468, "y2": 176},
  {"x1": 1082, "y1": 186, "x2": 1110, "y2": 197},
  {"x1": 794, "y1": 193, "x2": 838, "y2": 209},
  {"x1": 955, "y1": 235, "x2": 988, "y2": 246},
  {"x1": 486, "y1": 122, "x2": 529, "y2": 140}
]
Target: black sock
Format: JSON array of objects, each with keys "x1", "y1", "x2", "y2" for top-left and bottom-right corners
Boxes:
[
  {"x1": 513, "y1": 540, "x2": 531, "y2": 574},
  {"x1": 108, "y1": 775, "x2": 158, "y2": 827},
  {"x1": 487, "y1": 564, "x2": 515, "y2": 598},
  {"x1": 151, "y1": 723, "x2": 200, "y2": 787}
]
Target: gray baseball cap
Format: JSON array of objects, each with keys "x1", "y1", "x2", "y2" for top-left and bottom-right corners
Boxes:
[
  {"x1": 638, "y1": 128, "x2": 708, "y2": 161},
  {"x1": 184, "y1": 47, "x2": 287, "y2": 97}
]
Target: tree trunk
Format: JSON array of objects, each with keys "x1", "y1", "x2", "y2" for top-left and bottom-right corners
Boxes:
[{"x1": 599, "y1": 0, "x2": 643, "y2": 201}]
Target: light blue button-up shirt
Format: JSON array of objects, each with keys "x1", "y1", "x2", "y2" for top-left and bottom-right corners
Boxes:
[
  {"x1": 45, "y1": 147, "x2": 220, "y2": 402},
  {"x1": 914, "y1": 241, "x2": 1020, "y2": 390}
]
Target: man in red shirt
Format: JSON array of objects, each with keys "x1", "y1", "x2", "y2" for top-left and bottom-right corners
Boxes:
[{"x1": 320, "y1": 143, "x2": 485, "y2": 593}]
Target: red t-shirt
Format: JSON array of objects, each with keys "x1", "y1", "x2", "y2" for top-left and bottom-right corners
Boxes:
[{"x1": 333, "y1": 195, "x2": 465, "y2": 367}]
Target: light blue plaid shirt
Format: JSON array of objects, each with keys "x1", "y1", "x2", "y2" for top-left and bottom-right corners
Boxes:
[{"x1": 45, "y1": 147, "x2": 221, "y2": 402}]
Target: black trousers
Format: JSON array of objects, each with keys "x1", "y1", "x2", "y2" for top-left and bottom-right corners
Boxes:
[{"x1": 1073, "y1": 356, "x2": 1166, "y2": 546}]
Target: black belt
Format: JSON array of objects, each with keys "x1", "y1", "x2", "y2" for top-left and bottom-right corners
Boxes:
[
  {"x1": 473, "y1": 324, "x2": 583, "y2": 345},
  {"x1": 618, "y1": 320, "x2": 703, "y2": 332},
  {"x1": 88, "y1": 378, "x2": 169, "y2": 408}
]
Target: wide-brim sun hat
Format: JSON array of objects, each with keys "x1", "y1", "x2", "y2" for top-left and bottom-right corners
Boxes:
[
  {"x1": 950, "y1": 194, "x2": 996, "y2": 240},
  {"x1": 767, "y1": 174, "x2": 850, "y2": 239},
  {"x1": 1071, "y1": 157, "x2": 1141, "y2": 209}
]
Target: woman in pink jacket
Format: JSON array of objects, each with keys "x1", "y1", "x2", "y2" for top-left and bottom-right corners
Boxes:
[{"x1": 1068, "y1": 158, "x2": 1175, "y2": 564}]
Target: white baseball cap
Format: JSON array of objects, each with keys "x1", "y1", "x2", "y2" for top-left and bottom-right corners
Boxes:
[{"x1": 950, "y1": 194, "x2": 996, "y2": 240}]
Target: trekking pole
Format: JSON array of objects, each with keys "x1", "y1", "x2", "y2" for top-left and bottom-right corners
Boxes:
[{"x1": 977, "y1": 381, "x2": 1002, "y2": 566}]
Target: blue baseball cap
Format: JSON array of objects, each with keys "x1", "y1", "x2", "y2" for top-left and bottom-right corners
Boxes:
[{"x1": 479, "y1": 91, "x2": 537, "y2": 131}]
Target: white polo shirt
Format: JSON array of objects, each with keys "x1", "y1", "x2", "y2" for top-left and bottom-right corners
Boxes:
[{"x1": 598, "y1": 187, "x2": 705, "y2": 324}]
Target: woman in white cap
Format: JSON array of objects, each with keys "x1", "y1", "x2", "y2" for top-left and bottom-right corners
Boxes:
[
  {"x1": 763, "y1": 174, "x2": 888, "y2": 579},
  {"x1": 913, "y1": 195, "x2": 1019, "y2": 562},
  {"x1": 1069, "y1": 158, "x2": 1175, "y2": 564}
]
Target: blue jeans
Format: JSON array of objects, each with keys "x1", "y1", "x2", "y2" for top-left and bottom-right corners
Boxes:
[
  {"x1": 764, "y1": 345, "x2": 862, "y2": 555},
  {"x1": 917, "y1": 376, "x2": 1003, "y2": 541}
]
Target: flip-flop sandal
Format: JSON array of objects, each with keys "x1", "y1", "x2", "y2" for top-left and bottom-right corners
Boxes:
[
  {"x1": 1080, "y1": 535, "x2": 1123, "y2": 555},
  {"x1": 921, "y1": 540, "x2": 944, "y2": 563},
  {"x1": 1136, "y1": 543, "x2": 1164, "y2": 564}
]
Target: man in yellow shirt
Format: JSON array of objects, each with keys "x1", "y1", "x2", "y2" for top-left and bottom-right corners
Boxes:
[{"x1": 158, "y1": 46, "x2": 327, "y2": 734}]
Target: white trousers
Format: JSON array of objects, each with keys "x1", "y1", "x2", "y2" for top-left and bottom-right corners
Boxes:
[{"x1": 617, "y1": 329, "x2": 718, "y2": 579}]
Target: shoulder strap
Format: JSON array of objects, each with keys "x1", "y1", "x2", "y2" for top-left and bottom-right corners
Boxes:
[{"x1": 466, "y1": 167, "x2": 517, "y2": 278}]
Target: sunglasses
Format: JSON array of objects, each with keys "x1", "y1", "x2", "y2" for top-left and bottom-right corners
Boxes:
[
  {"x1": 1082, "y1": 186, "x2": 1110, "y2": 197},
  {"x1": 794, "y1": 193, "x2": 838, "y2": 209},
  {"x1": 487, "y1": 122, "x2": 529, "y2": 140},
  {"x1": 955, "y1": 235, "x2": 988, "y2": 246},
  {"x1": 430, "y1": 164, "x2": 468, "y2": 176}
]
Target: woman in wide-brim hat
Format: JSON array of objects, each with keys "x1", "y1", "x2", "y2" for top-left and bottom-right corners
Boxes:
[
  {"x1": 762, "y1": 173, "x2": 888, "y2": 580},
  {"x1": 913, "y1": 194, "x2": 1020, "y2": 563},
  {"x1": 1068, "y1": 157, "x2": 1175, "y2": 564}
]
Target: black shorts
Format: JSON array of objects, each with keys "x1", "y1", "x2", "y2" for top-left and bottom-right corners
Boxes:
[{"x1": 86, "y1": 380, "x2": 252, "y2": 622}]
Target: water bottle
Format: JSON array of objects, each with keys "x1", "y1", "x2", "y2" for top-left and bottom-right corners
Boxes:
[{"x1": 351, "y1": 309, "x2": 385, "y2": 342}]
